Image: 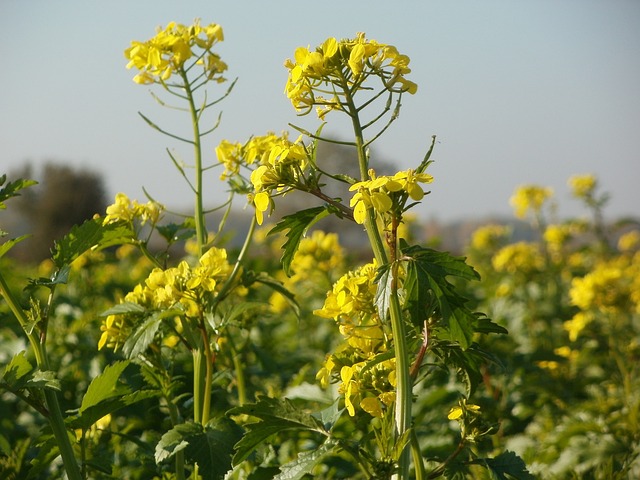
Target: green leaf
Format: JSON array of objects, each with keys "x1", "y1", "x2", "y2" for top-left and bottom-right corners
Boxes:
[
  {"x1": 472, "y1": 450, "x2": 534, "y2": 480},
  {"x1": 69, "y1": 390, "x2": 158, "y2": 431},
  {"x1": 122, "y1": 315, "x2": 162, "y2": 358},
  {"x1": 430, "y1": 340, "x2": 496, "y2": 396},
  {"x1": 401, "y1": 242, "x2": 480, "y2": 349},
  {"x1": 374, "y1": 264, "x2": 393, "y2": 320},
  {"x1": 268, "y1": 206, "x2": 330, "y2": 276},
  {"x1": 0, "y1": 176, "x2": 37, "y2": 209},
  {"x1": 80, "y1": 360, "x2": 131, "y2": 413},
  {"x1": 155, "y1": 418, "x2": 242, "y2": 480},
  {"x1": 101, "y1": 301, "x2": 147, "y2": 316},
  {"x1": 0, "y1": 352, "x2": 60, "y2": 391},
  {"x1": 228, "y1": 396, "x2": 328, "y2": 465},
  {"x1": 52, "y1": 217, "x2": 135, "y2": 268},
  {"x1": 0, "y1": 235, "x2": 30, "y2": 258},
  {"x1": 274, "y1": 440, "x2": 337, "y2": 480}
]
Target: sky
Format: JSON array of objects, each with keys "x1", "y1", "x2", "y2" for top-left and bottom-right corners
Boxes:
[{"x1": 1, "y1": 0, "x2": 639, "y2": 223}]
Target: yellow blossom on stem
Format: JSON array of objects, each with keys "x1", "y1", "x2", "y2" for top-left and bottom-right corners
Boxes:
[
  {"x1": 349, "y1": 168, "x2": 433, "y2": 224},
  {"x1": 284, "y1": 32, "x2": 417, "y2": 116},
  {"x1": 568, "y1": 173, "x2": 597, "y2": 199},
  {"x1": 124, "y1": 19, "x2": 226, "y2": 85},
  {"x1": 509, "y1": 185, "x2": 553, "y2": 219}
]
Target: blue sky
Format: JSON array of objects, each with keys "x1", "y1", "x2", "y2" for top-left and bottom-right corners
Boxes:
[{"x1": 1, "y1": 0, "x2": 639, "y2": 221}]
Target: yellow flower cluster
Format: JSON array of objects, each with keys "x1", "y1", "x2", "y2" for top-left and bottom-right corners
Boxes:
[
  {"x1": 492, "y1": 242, "x2": 545, "y2": 275},
  {"x1": 270, "y1": 231, "x2": 345, "y2": 314},
  {"x1": 124, "y1": 19, "x2": 226, "y2": 84},
  {"x1": 315, "y1": 261, "x2": 396, "y2": 417},
  {"x1": 469, "y1": 224, "x2": 511, "y2": 251},
  {"x1": 509, "y1": 185, "x2": 554, "y2": 220},
  {"x1": 349, "y1": 168, "x2": 434, "y2": 224},
  {"x1": 284, "y1": 33, "x2": 417, "y2": 117},
  {"x1": 216, "y1": 132, "x2": 307, "y2": 224},
  {"x1": 568, "y1": 174, "x2": 597, "y2": 199},
  {"x1": 103, "y1": 193, "x2": 164, "y2": 226},
  {"x1": 98, "y1": 247, "x2": 232, "y2": 351},
  {"x1": 565, "y1": 253, "x2": 640, "y2": 340}
]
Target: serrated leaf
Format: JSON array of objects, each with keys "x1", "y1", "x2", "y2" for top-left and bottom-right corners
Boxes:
[
  {"x1": 52, "y1": 218, "x2": 135, "y2": 268},
  {"x1": 401, "y1": 242, "x2": 480, "y2": 349},
  {"x1": 474, "y1": 316, "x2": 508, "y2": 335},
  {"x1": 80, "y1": 360, "x2": 131, "y2": 413},
  {"x1": 69, "y1": 389, "x2": 158, "y2": 431},
  {"x1": 0, "y1": 176, "x2": 37, "y2": 208},
  {"x1": 155, "y1": 418, "x2": 242, "y2": 480},
  {"x1": 274, "y1": 440, "x2": 337, "y2": 480},
  {"x1": 1, "y1": 351, "x2": 33, "y2": 384},
  {"x1": 228, "y1": 396, "x2": 328, "y2": 465},
  {"x1": 472, "y1": 450, "x2": 534, "y2": 480},
  {"x1": 101, "y1": 301, "x2": 147, "y2": 316},
  {"x1": 26, "y1": 435, "x2": 62, "y2": 480},
  {"x1": 122, "y1": 315, "x2": 162, "y2": 358},
  {"x1": 0, "y1": 235, "x2": 30, "y2": 258},
  {"x1": 268, "y1": 206, "x2": 330, "y2": 276},
  {"x1": 374, "y1": 264, "x2": 393, "y2": 320},
  {"x1": 430, "y1": 340, "x2": 496, "y2": 396},
  {"x1": 0, "y1": 352, "x2": 60, "y2": 391}
]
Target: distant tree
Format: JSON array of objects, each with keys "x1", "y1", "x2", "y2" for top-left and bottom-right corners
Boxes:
[{"x1": 9, "y1": 162, "x2": 107, "y2": 262}]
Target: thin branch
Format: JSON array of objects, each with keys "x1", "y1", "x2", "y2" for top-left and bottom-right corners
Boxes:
[{"x1": 138, "y1": 112, "x2": 195, "y2": 145}]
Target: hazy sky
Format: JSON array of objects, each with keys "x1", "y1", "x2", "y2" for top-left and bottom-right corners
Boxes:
[{"x1": 2, "y1": 0, "x2": 639, "y2": 222}]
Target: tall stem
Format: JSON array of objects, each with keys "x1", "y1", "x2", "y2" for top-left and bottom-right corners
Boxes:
[
  {"x1": 343, "y1": 85, "x2": 412, "y2": 479},
  {"x1": 181, "y1": 71, "x2": 207, "y2": 256},
  {"x1": 0, "y1": 272, "x2": 83, "y2": 480}
]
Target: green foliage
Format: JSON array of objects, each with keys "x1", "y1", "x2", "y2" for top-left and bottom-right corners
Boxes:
[
  {"x1": 268, "y1": 206, "x2": 330, "y2": 276},
  {"x1": 0, "y1": 174, "x2": 38, "y2": 209},
  {"x1": 155, "y1": 419, "x2": 242, "y2": 479},
  {"x1": 52, "y1": 218, "x2": 134, "y2": 268},
  {"x1": 228, "y1": 396, "x2": 331, "y2": 465}
]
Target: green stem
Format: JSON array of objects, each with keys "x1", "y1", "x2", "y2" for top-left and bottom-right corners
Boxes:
[
  {"x1": 181, "y1": 70, "x2": 207, "y2": 256},
  {"x1": 0, "y1": 272, "x2": 83, "y2": 480},
  {"x1": 192, "y1": 348, "x2": 206, "y2": 425},
  {"x1": 164, "y1": 387, "x2": 186, "y2": 480},
  {"x1": 342, "y1": 80, "x2": 411, "y2": 479}
]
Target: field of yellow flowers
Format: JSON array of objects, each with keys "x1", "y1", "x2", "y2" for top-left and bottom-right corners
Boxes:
[{"x1": 1, "y1": 19, "x2": 638, "y2": 480}]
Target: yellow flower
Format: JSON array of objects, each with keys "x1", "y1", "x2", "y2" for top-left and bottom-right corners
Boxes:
[
  {"x1": 509, "y1": 185, "x2": 554, "y2": 219},
  {"x1": 284, "y1": 32, "x2": 417, "y2": 116},
  {"x1": 104, "y1": 193, "x2": 136, "y2": 224},
  {"x1": 125, "y1": 20, "x2": 226, "y2": 84},
  {"x1": 469, "y1": 224, "x2": 511, "y2": 251},
  {"x1": 98, "y1": 315, "x2": 130, "y2": 352},
  {"x1": 360, "y1": 397, "x2": 383, "y2": 418},
  {"x1": 349, "y1": 169, "x2": 433, "y2": 224},
  {"x1": 492, "y1": 242, "x2": 544, "y2": 274},
  {"x1": 618, "y1": 230, "x2": 640, "y2": 253},
  {"x1": 568, "y1": 174, "x2": 597, "y2": 199}
]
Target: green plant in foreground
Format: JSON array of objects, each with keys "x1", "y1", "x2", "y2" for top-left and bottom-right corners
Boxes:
[{"x1": 0, "y1": 22, "x2": 533, "y2": 479}]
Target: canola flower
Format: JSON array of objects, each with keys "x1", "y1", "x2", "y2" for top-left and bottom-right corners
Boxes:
[
  {"x1": 492, "y1": 242, "x2": 545, "y2": 275},
  {"x1": 216, "y1": 132, "x2": 307, "y2": 224},
  {"x1": 315, "y1": 261, "x2": 397, "y2": 417},
  {"x1": 349, "y1": 168, "x2": 434, "y2": 224},
  {"x1": 124, "y1": 19, "x2": 226, "y2": 85},
  {"x1": 568, "y1": 173, "x2": 597, "y2": 199},
  {"x1": 509, "y1": 185, "x2": 554, "y2": 220},
  {"x1": 284, "y1": 32, "x2": 417, "y2": 117},
  {"x1": 269, "y1": 231, "x2": 345, "y2": 313},
  {"x1": 469, "y1": 224, "x2": 511, "y2": 251},
  {"x1": 98, "y1": 246, "x2": 233, "y2": 351},
  {"x1": 103, "y1": 193, "x2": 164, "y2": 227},
  {"x1": 565, "y1": 253, "x2": 640, "y2": 340}
]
